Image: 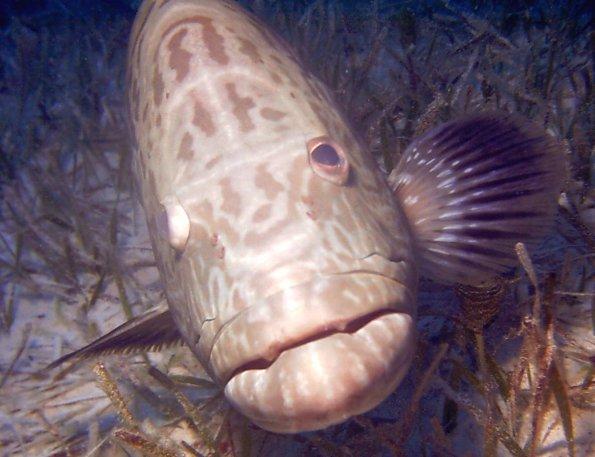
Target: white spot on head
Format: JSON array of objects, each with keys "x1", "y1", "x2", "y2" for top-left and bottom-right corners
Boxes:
[{"x1": 159, "y1": 200, "x2": 190, "y2": 251}]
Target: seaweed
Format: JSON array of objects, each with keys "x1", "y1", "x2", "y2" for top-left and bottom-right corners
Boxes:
[{"x1": 0, "y1": 1, "x2": 592, "y2": 456}]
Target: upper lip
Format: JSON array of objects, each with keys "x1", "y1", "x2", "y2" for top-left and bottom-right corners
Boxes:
[
  {"x1": 211, "y1": 254, "x2": 408, "y2": 349},
  {"x1": 207, "y1": 256, "x2": 415, "y2": 383},
  {"x1": 226, "y1": 306, "x2": 400, "y2": 381}
]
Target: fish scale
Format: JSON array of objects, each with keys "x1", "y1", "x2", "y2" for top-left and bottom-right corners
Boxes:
[{"x1": 49, "y1": 0, "x2": 565, "y2": 434}]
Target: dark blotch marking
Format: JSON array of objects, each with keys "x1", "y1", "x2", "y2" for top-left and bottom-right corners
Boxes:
[
  {"x1": 178, "y1": 133, "x2": 194, "y2": 160},
  {"x1": 152, "y1": 68, "x2": 164, "y2": 106},
  {"x1": 193, "y1": 98, "x2": 216, "y2": 136},
  {"x1": 162, "y1": 16, "x2": 229, "y2": 66},
  {"x1": 205, "y1": 156, "x2": 221, "y2": 170},
  {"x1": 225, "y1": 83, "x2": 255, "y2": 132},
  {"x1": 238, "y1": 37, "x2": 263, "y2": 64},
  {"x1": 255, "y1": 163, "x2": 283, "y2": 199},
  {"x1": 260, "y1": 107, "x2": 286, "y2": 121},
  {"x1": 252, "y1": 204, "x2": 272, "y2": 223},
  {"x1": 269, "y1": 71, "x2": 282, "y2": 85},
  {"x1": 167, "y1": 28, "x2": 192, "y2": 82},
  {"x1": 219, "y1": 177, "x2": 242, "y2": 215}
]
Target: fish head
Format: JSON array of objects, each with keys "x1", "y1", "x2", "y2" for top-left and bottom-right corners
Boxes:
[
  {"x1": 128, "y1": 0, "x2": 418, "y2": 433},
  {"x1": 208, "y1": 127, "x2": 419, "y2": 433}
]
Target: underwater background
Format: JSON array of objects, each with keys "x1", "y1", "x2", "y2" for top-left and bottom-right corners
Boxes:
[{"x1": 0, "y1": 0, "x2": 592, "y2": 456}]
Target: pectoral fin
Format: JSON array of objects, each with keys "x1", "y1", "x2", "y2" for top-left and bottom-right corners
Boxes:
[
  {"x1": 47, "y1": 302, "x2": 182, "y2": 370},
  {"x1": 389, "y1": 112, "x2": 566, "y2": 285}
]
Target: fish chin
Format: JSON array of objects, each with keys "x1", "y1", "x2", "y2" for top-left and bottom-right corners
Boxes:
[{"x1": 224, "y1": 312, "x2": 415, "y2": 433}]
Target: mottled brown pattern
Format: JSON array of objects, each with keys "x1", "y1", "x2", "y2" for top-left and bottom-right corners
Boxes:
[
  {"x1": 178, "y1": 132, "x2": 194, "y2": 160},
  {"x1": 243, "y1": 218, "x2": 290, "y2": 247},
  {"x1": 238, "y1": 37, "x2": 263, "y2": 64},
  {"x1": 252, "y1": 204, "x2": 272, "y2": 223},
  {"x1": 269, "y1": 71, "x2": 282, "y2": 85},
  {"x1": 225, "y1": 83, "x2": 255, "y2": 132},
  {"x1": 162, "y1": 16, "x2": 229, "y2": 65},
  {"x1": 219, "y1": 177, "x2": 242, "y2": 216},
  {"x1": 192, "y1": 97, "x2": 216, "y2": 136},
  {"x1": 255, "y1": 163, "x2": 283, "y2": 199},
  {"x1": 286, "y1": 74, "x2": 299, "y2": 88},
  {"x1": 191, "y1": 200, "x2": 240, "y2": 245},
  {"x1": 205, "y1": 156, "x2": 221, "y2": 170},
  {"x1": 152, "y1": 68, "x2": 164, "y2": 106},
  {"x1": 126, "y1": 0, "x2": 419, "y2": 435},
  {"x1": 167, "y1": 28, "x2": 192, "y2": 82},
  {"x1": 260, "y1": 107, "x2": 286, "y2": 121}
]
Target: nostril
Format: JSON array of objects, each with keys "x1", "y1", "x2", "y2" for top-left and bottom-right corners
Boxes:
[{"x1": 307, "y1": 136, "x2": 350, "y2": 185}]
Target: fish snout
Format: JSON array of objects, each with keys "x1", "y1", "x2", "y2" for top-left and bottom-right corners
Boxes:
[{"x1": 212, "y1": 262, "x2": 416, "y2": 433}]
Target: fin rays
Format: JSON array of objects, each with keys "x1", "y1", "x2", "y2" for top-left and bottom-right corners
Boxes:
[
  {"x1": 389, "y1": 112, "x2": 566, "y2": 284},
  {"x1": 46, "y1": 302, "x2": 182, "y2": 370}
]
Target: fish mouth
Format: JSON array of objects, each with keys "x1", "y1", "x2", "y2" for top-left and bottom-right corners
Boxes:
[
  {"x1": 227, "y1": 306, "x2": 399, "y2": 379},
  {"x1": 210, "y1": 269, "x2": 416, "y2": 433}
]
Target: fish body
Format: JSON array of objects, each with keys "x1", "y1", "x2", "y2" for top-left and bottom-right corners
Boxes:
[
  {"x1": 50, "y1": 0, "x2": 565, "y2": 434},
  {"x1": 127, "y1": 0, "x2": 417, "y2": 432}
]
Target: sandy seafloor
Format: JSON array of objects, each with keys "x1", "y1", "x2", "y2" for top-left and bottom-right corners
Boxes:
[{"x1": 0, "y1": 0, "x2": 593, "y2": 456}]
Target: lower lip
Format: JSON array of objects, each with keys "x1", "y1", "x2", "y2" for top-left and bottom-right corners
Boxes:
[{"x1": 224, "y1": 311, "x2": 416, "y2": 433}]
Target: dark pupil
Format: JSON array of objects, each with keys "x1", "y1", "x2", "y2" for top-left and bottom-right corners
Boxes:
[{"x1": 312, "y1": 144, "x2": 341, "y2": 166}]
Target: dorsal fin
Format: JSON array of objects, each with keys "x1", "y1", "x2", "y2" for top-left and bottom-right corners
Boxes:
[
  {"x1": 389, "y1": 112, "x2": 566, "y2": 285},
  {"x1": 46, "y1": 302, "x2": 182, "y2": 370}
]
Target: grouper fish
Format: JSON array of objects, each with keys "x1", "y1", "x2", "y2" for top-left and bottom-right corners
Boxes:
[{"x1": 49, "y1": 0, "x2": 565, "y2": 433}]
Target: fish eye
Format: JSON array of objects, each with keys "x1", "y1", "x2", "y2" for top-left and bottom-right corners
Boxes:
[
  {"x1": 307, "y1": 136, "x2": 350, "y2": 185},
  {"x1": 312, "y1": 143, "x2": 341, "y2": 166}
]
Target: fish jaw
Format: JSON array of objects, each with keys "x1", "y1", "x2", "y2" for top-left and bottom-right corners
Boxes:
[
  {"x1": 210, "y1": 269, "x2": 416, "y2": 433},
  {"x1": 224, "y1": 309, "x2": 415, "y2": 433}
]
